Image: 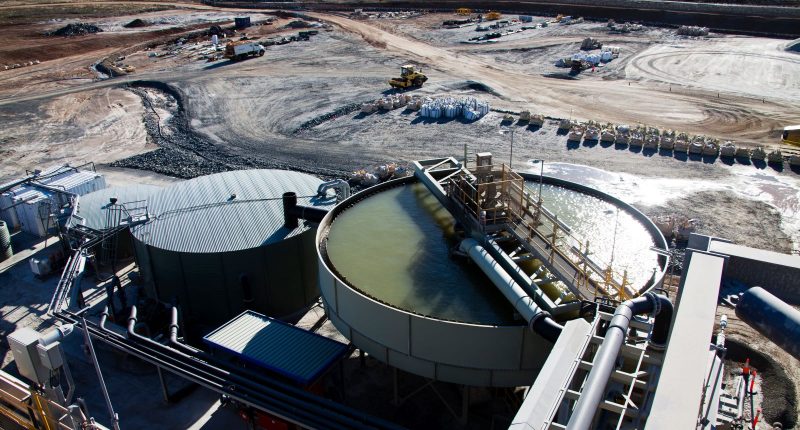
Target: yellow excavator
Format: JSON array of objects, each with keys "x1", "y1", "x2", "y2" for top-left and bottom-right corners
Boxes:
[{"x1": 388, "y1": 65, "x2": 428, "y2": 89}]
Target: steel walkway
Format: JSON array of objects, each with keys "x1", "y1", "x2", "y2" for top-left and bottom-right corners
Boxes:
[{"x1": 414, "y1": 155, "x2": 633, "y2": 301}]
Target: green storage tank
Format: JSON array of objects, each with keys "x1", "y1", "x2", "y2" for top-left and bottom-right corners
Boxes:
[{"x1": 131, "y1": 170, "x2": 333, "y2": 333}]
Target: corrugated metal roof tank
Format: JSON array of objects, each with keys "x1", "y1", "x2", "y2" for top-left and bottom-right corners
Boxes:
[
  {"x1": 68, "y1": 184, "x2": 161, "y2": 261},
  {"x1": 131, "y1": 169, "x2": 333, "y2": 332},
  {"x1": 70, "y1": 184, "x2": 161, "y2": 230}
]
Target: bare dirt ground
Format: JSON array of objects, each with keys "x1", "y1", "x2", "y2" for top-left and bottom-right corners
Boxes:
[
  {"x1": 1, "y1": 3, "x2": 800, "y2": 428},
  {"x1": 0, "y1": 87, "x2": 150, "y2": 179},
  {"x1": 1, "y1": 5, "x2": 798, "y2": 247}
]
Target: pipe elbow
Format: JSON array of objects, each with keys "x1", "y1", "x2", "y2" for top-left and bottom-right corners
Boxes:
[
  {"x1": 647, "y1": 293, "x2": 673, "y2": 347},
  {"x1": 127, "y1": 305, "x2": 138, "y2": 336},
  {"x1": 530, "y1": 312, "x2": 563, "y2": 343}
]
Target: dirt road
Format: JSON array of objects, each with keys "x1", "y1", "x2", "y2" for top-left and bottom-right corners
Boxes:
[{"x1": 310, "y1": 13, "x2": 798, "y2": 145}]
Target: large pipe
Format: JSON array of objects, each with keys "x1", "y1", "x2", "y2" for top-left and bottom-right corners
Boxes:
[
  {"x1": 168, "y1": 307, "x2": 200, "y2": 355},
  {"x1": 566, "y1": 293, "x2": 673, "y2": 430},
  {"x1": 736, "y1": 287, "x2": 800, "y2": 360},
  {"x1": 459, "y1": 238, "x2": 562, "y2": 342},
  {"x1": 486, "y1": 239, "x2": 557, "y2": 313},
  {"x1": 282, "y1": 192, "x2": 328, "y2": 229},
  {"x1": 39, "y1": 324, "x2": 74, "y2": 346},
  {"x1": 122, "y1": 307, "x2": 390, "y2": 430}
]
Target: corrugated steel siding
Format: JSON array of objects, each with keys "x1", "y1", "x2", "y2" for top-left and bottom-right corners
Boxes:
[
  {"x1": 40, "y1": 170, "x2": 105, "y2": 194},
  {"x1": 5, "y1": 186, "x2": 52, "y2": 237},
  {"x1": 203, "y1": 311, "x2": 348, "y2": 385},
  {"x1": 1, "y1": 167, "x2": 106, "y2": 235},
  {"x1": 131, "y1": 169, "x2": 334, "y2": 253},
  {"x1": 70, "y1": 185, "x2": 161, "y2": 230}
]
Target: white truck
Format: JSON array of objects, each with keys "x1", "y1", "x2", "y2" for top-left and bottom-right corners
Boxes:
[{"x1": 224, "y1": 41, "x2": 266, "y2": 61}]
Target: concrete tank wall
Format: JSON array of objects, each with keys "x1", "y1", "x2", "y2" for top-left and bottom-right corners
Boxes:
[
  {"x1": 319, "y1": 261, "x2": 553, "y2": 387},
  {"x1": 316, "y1": 173, "x2": 669, "y2": 387}
]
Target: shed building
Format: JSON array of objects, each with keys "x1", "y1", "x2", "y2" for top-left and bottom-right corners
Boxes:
[
  {"x1": 131, "y1": 169, "x2": 333, "y2": 332},
  {"x1": 1, "y1": 165, "x2": 105, "y2": 237}
]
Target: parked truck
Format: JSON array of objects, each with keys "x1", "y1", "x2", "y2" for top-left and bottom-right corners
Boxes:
[{"x1": 224, "y1": 41, "x2": 266, "y2": 61}]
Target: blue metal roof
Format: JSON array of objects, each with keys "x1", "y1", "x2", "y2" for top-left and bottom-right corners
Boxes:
[{"x1": 203, "y1": 311, "x2": 348, "y2": 386}]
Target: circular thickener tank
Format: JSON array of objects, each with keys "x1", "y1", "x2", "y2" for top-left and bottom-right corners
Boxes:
[
  {"x1": 317, "y1": 174, "x2": 668, "y2": 387},
  {"x1": 132, "y1": 170, "x2": 333, "y2": 332}
]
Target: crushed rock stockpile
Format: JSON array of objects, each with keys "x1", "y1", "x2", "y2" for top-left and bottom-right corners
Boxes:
[
  {"x1": 111, "y1": 81, "x2": 251, "y2": 178},
  {"x1": 293, "y1": 102, "x2": 363, "y2": 134},
  {"x1": 124, "y1": 19, "x2": 149, "y2": 29},
  {"x1": 48, "y1": 23, "x2": 103, "y2": 37},
  {"x1": 111, "y1": 81, "x2": 349, "y2": 179}
]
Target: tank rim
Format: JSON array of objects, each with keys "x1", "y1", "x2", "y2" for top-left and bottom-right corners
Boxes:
[{"x1": 317, "y1": 172, "x2": 670, "y2": 324}]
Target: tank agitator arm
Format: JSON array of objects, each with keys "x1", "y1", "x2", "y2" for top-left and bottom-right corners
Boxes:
[{"x1": 566, "y1": 293, "x2": 673, "y2": 430}]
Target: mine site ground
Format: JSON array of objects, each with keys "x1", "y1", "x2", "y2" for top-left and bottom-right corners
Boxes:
[{"x1": 0, "y1": 1, "x2": 800, "y2": 428}]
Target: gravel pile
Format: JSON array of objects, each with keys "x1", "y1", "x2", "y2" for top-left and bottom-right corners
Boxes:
[
  {"x1": 294, "y1": 103, "x2": 363, "y2": 134},
  {"x1": 112, "y1": 81, "x2": 348, "y2": 180},
  {"x1": 48, "y1": 23, "x2": 103, "y2": 37},
  {"x1": 284, "y1": 20, "x2": 314, "y2": 29},
  {"x1": 123, "y1": 19, "x2": 149, "y2": 28}
]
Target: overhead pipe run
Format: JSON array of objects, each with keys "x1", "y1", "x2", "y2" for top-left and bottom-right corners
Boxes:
[
  {"x1": 282, "y1": 192, "x2": 329, "y2": 229},
  {"x1": 736, "y1": 286, "x2": 800, "y2": 360},
  {"x1": 566, "y1": 293, "x2": 673, "y2": 430},
  {"x1": 109, "y1": 306, "x2": 402, "y2": 430},
  {"x1": 459, "y1": 238, "x2": 563, "y2": 342}
]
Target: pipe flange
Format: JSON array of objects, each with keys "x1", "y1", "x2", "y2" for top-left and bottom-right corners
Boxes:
[
  {"x1": 648, "y1": 340, "x2": 667, "y2": 351},
  {"x1": 646, "y1": 292, "x2": 662, "y2": 316},
  {"x1": 528, "y1": 311, "x2": 551, "y2": 331}
]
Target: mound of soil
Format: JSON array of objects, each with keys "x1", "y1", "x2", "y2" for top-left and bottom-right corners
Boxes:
[
  {"x1": 284, "y1": 20, "x2": 313, "y2": 29},
  {"x1": 123, "y1": 19, "x2": 148, "y2": 28},
  {"x1": 48, "y1": 23, "x2": 103, "y2": 37}
]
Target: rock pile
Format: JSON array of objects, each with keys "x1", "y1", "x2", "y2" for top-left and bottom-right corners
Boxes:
[
  {"x1": 124, "y1": 19, "x2": 148, "y2": 28},
  {"x1": 48, "y1": 23, "x2": 103, "y2": 37}
]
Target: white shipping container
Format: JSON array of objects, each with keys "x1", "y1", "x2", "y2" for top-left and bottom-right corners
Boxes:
[
  {"x1": 15, "y1": 191, "x2": 52, "y2": 238},
  {"x1": 1, "y1": 167, "x2": 105, "y2": 237}
]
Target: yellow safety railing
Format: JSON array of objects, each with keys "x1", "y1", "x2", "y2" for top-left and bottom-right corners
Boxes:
[{"x1": 447, "y1": 163, "x2": 637, "y2": 300}]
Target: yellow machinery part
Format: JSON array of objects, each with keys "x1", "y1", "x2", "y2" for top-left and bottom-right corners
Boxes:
[
  {"x1": 485, "y1": 11, "x2": 502, "y2": 21},
  {"x1": 783, "y1": 128, "x2": 800, "y2": 146}
]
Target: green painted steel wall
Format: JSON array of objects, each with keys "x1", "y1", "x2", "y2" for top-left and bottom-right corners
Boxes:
[{"x1": 133, "y1": 229, "x2": 319, "y2": 332}]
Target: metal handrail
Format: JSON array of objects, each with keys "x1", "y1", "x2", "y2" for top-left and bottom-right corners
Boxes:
[{"x1": 446, "y1": 164, "x2": 637, "y2": 300}]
